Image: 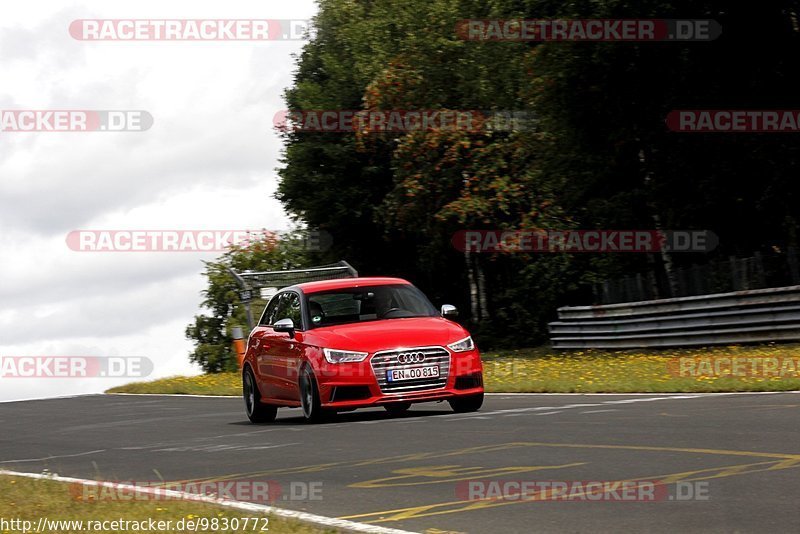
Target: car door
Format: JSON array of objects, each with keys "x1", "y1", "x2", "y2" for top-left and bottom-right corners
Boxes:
[
  {"x1": 264, "y1": 291, "x2": 306, "y2": 400},
  {"x1": 251, "y1": 293, "x2": 285, "y2": 399}
]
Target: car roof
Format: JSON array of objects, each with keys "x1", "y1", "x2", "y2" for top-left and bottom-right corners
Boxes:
[{"x1": 290, "y1": 277, "x2": 411, "y2": 294}]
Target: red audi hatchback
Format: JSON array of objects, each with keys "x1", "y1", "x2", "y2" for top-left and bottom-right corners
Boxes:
[{"x1": 242, "y1": 277, "x2": 484, "y2": 422}]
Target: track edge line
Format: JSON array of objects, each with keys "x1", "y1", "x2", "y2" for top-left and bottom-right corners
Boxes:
[{"x1": 0, "y1": 470, "x2": 418, "y2": 534}]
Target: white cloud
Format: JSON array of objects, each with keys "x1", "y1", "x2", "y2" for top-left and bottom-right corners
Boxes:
[{"x1": 0, "y1": 0, "x2": 317, "y2": 400}]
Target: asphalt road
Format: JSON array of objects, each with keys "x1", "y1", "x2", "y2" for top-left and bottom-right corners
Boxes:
[{"x1": 1, "y1": 392, "x2": 799, "y2": 533}]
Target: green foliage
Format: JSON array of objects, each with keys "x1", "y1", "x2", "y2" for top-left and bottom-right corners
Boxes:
[{"x1": 277, "y1": 0, "x2": 800, "y2": 348}]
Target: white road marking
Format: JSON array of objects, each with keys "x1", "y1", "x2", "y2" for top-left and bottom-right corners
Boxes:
[
  {"x1": 359, "y1": 393, "x2": 750, "y2": 424},
  {"x1": 581, "y1": 409, "x2": 618, "y2": 414},
  {"x1": 0, "y1": 393, "x2": 101, "y2": 404},
  {"x1": 119, "y1": 428, "x2": 296, "y2": 451},
  {"x1": 486, "y1": 391, "x2": 800, "y2": 396},
  {"x1": 58, "y1": 412, "x2": 240, "y2": 433},
  {"x1": 0, "y1": 470, "x2": 418, "y2": 534},
  {"x1": 602, "y1": 395, "x2": 704, "y2": 404},
  {"x1": 195, "y1": 428, "x2": 284, "y2": 441},
  {"x1": 359, "y1": 393, "x2": 763, "y2": 425},
  {"x1": 107, "y1": 393, "x2": 240, "y2": 398},
  {"x1": 0, "y1": 449, "x2": 106, "y2": 464},
  {"x1": 153, "y1": 443, "x2": 300, "y2": 453},
  {"x1": 1, "y1": 390, "x2": 796, "y2": 405}
]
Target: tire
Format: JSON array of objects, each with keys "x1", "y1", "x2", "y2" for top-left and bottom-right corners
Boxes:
[
  {"x1": 299, "y1": 365, "x2": 331, "y2": 423},
  {"x1": 384, "y1": 402, "x2": 412, "y2": 416},
  {"x1": 243, "y1": 367, "x2": 277, "y2": 423},
  {"x1": 448, "y1": 393, "x2": 484, "y2": 413}
]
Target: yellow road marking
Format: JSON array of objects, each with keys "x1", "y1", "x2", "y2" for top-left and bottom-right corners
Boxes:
[
  {"x1": 505, "y1": 442, "x2": 800, "y2": 460},
  {"x1": 350, "y1": 463, "x2": 586, "y2": 488},
  {"x1": 175, "y1": 443, "x2": 535, "y2": 484},
  {"x1": 336, "y1": 443, "x2": 800, "y2": 523},
  {"x1": 165, "y1": 441, "x2": 800, "y2": 497},
  {"x1": 340, "y1": 459, "x2": 800, "y2": 523}
]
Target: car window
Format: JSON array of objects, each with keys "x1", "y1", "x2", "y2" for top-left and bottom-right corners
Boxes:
[
  {"x1": 311, "y1": 293, "x2": 360, "y2": 317},
  {"x1": 281, "y1": 292, "x2": 303, "y2": 328},
  {"x1": 259, "y1": 294, "x2": 284, "y2": 326},
  {"x1": 269, "y1": 291, "x2": 303, "y2": 329},
  {"x1": 306, "y1": 284, "x2": 437, "y2": 328}
]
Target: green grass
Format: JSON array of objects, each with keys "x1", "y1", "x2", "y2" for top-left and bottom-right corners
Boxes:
[
  {"x1": 0, "y1": 475, "x2": 335, "y2": 534},
  {"x1": 107, "y1": 344, "x2": 800, "y2": 395},
  {"x1": 106, "y1": 373, "x2": 241, "y2": 396},
  {"x1": 480, "y1": 344, "x2": 800, "y2": 393}
]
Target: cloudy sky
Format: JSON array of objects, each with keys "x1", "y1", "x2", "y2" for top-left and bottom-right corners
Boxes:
[{"x1": 0, "y1": 1, "x2": 317, "y2": 401}]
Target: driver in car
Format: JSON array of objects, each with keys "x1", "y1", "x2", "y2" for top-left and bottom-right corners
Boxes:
[{"x1": 373, "y1": 290, "x2": 396, "y2": 318}]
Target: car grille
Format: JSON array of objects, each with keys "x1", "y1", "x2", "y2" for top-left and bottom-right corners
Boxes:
[{"x1": 371, "y1": 346, "x2": 451, "y2": 394}]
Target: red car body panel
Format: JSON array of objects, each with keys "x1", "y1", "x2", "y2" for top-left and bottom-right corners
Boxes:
[{"x1": 243, "y1": 277, "x2": 483, "y2": 410}]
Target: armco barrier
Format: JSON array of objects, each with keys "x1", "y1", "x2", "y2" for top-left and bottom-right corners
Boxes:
[{"x1": 548, "y1": 285, "x2": 800, "y2": 349}]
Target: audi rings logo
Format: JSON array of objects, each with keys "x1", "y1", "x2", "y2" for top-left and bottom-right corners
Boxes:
[{"x1": 397, "y1": 352, "x2": 426, "y2": 364}]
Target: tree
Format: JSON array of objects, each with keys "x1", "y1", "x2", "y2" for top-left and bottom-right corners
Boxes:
[
  {"x1": 185, "y1": 231, "x2": 311, "y2": 372},
  {"x1": 277, "y1": 0, "x2": 800, "y2": 346}
]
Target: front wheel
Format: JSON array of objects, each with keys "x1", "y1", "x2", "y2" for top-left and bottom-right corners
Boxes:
[
  {"x1": 243, "y1": 367, "x2": 277, "y2": 423},
  {"x1": 449, "y1": 393, "x2": 483, "y2": 413},
  {"x1": 299, "y1": 366, "x2": 332, "y2": 423}
]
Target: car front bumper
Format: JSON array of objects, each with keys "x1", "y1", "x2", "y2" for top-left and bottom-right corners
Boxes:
[{"x1": 315, "y1": 348, "x2": 484, "y2": 409}]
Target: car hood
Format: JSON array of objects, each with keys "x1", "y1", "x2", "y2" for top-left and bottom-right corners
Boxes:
[{"x1": 303, "y1": 317, "x2": 470, "y2": 353}]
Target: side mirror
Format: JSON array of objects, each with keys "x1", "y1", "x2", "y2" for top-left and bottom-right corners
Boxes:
[
  {"x1": 441, "y1": 304, "x2": 458, "y2": 318},
  {"x1": 273, "y1": 318, "x2": 295, "y2": 337}
]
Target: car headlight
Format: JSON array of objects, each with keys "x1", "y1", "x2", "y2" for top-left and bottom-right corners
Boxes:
[
  {"x1": 323, "y1": 348, "x2": 369, "y2": 364},
  {"x1": 448, "y1": 336, "x2": 475, "y2": 352}
]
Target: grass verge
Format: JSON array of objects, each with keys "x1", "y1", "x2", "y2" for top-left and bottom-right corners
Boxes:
[
  {"x1": 106, "y1": 344, "x2": 800, "y2": 395},
  {"x1": 0, "y1": 475, "x2": 334, "y2": 534}
]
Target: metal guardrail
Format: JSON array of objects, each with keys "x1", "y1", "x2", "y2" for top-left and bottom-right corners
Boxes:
[
  {"x1": 593, "y1": 248, "x2": 800, "y2": 304},
  {"x1": 549, "y1": 285, "x2": 800, "y2": 349},
  {"x1": 229, "y1": 260, "x2": 358, "y2": 331}
]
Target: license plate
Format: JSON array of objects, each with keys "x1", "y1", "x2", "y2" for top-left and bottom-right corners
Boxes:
[{"x1": 387, "y1": 366, "x2": 440, "y2": 382}]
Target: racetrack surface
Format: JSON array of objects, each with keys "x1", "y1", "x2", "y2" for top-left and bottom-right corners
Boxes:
[{"x1": 1, "y1": 393, "x2": 799, "y2": 533}]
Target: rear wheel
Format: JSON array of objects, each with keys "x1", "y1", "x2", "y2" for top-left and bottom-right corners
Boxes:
[
  {"x1": 384, "y1": 402, "x2": 412, "y2": 416},
  {"x1": 449, "y1": 393, "x2": 483, "y2": 413},
  {"x1": 243, "y1": 367, "x2": 277, "y2": 423},
  {"x1": 299, "y1": 366, "x2": 331, "y2": 423}
]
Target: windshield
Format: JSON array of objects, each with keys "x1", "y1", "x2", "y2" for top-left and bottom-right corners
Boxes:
[{"x1": 305, "y1": 284, "x2": 438, "y2": 328}]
